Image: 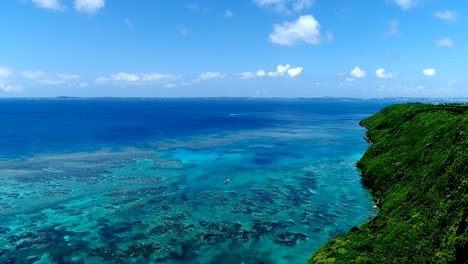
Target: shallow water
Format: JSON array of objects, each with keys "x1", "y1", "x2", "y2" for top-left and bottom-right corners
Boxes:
[{"x1": 0, "y1": 98, "x2": 390, "y2": 264}]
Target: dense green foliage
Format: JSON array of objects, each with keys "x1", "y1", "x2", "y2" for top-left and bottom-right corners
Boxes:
[{"x1": 309, "y1": 103, "x2": 468, "y2": 263}]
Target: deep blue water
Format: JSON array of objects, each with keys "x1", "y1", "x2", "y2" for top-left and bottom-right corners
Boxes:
[
  {"x1": 0, "y1": 98, "x2": 392, "y2": 264},
  {"x1": 0, "y1": 98, "x2": 390, "y2": 158}
]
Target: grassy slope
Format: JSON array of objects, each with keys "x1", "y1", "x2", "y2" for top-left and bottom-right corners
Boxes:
[{"x1": 309, "y1": 103, "x2": 468, "y2": 263}]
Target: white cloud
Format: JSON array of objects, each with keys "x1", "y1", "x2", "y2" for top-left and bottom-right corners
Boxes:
[
  {"x1": 97, "y1": 72, "x2": 177, "y2": 84},
  {"x1": 268, "y1": 64, "x2": 291, "y2": 77},
  {"x1": 237, "y1": 65, "x2": 302, "y2": 79},
  {"x1": 437, "y1": 38, "x2": 453, "y2": 48},
  {"x1": 385, "y1": 20, "x2": 400, "y2": 37},
  {"x1": 31, "y1": 0, "x2": 64, "y2": 11},
  {"x1": 269, "y1": 15, "x2": 322, "y2": 46},
  {"x1": 199, "y1": 72, "x2": 224, "y2": 80},
  {"x1": 254, "y1": 0, "x2": 313, "y2": 13},
  {"x1": 422, "y1": 68, "x2": 436, "y2": 76},
  {"x1": 0, "y1": 66, "x2": 13, "y2": 78},
  {"x1": 0, "y1": 83, "x2": 23, "y2": 93},
  {"x1": 345, "y1": 78, "x2": 355, "y2": 82},
  {"x1": 267, "y1": 64, "x2": 303, "y2": 78},
  {"x1": 111, "y1": 72, "x2": 139, "y2": 82},
  {"x1": 225, "y1": 10, "x2": 234, "y2": 17},
  {"x1": 376, "y1": 68, "x2": 397, "y2": 79},
  {"x1": 394, "y1": 0, "x2": 418, "y2": 10},
  {"x1": 141, "y1": 73, "x2": 177, "y2": 81},
  {"x1": 287, "y1": 67, "x2": 303, "y2": 77},
  {"x1": 74, "y1": 0, "x2": 105, "y2": 14},
  {"x1": 238, "y1": 72, "x2": 256, "y2": 79},
  {"x1": 238, "y1": 69, "x2": 268, "y2": 79},
  {"x1": 191, "y1": 72, "x2": 224, "y2": 84},
  {"x1": 164, "y1": 83, "x2": 176, "y2": 88},
  {"x1": 350, "y1": 67, "x2": 366, "y2": 79},
  {"x1": 434, "y1": 10, "x2": 457, "y2": 22}
]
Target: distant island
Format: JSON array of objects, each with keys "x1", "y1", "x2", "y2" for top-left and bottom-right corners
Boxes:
[{"x1": 310, "y1": 103, "x2": 468, "y2": 263}]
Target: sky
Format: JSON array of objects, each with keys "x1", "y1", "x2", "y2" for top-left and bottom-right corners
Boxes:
[{"x1": 0, "y1": 0, "x2": 467, "y2": 98}]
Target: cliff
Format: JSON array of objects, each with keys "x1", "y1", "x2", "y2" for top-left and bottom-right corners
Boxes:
[{"x1": 310, "y1": 103, "x2": 468, "y2": 263}]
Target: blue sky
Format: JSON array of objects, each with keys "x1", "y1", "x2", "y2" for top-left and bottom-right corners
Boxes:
[{"x1": 0, "y1": 0, "x2": 466, "y2": 97}]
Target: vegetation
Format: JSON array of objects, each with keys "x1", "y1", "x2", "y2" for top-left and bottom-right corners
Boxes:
[{"x1": 309, "y1": 103, "x2": 468, "y2": 263}]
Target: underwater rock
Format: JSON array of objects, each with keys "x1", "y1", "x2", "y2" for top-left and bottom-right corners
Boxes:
[
  {"x1": 98, "y1": 223, "x2": 134, "y2": 241},
  {"x1": 0, "y1": 227, "x2": 11, "y2": 234},
  {"x1": 251, "y1": 220, "x2": 295, "y2": 237},
  {"x1": 149, "y1": 225, "x2": 170, "y2": 236},
  {"x1": 273, "y1": 232, "x2": 307, "y2": 246},
  {"x1": 144, "y1": 185, "x2": 168, "y2": 195},
  {"x1": 165, "y1": 213, "x2": 187, "y2": 221},
  {"x1": 89, "y1": 246, "x2": 127, "y2": 261},
  {"x1": 125, "y1": 243, "x2": 161, "y2": 259}
]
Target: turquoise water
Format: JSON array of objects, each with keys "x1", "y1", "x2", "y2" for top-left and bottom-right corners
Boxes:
[{"x1": 0, "y1": 99, "x2": 388, "y2": 263}]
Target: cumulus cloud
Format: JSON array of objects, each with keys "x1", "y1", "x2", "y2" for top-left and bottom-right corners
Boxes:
[
  {"x1": 110, "y1": 73, "x2": 138, "y2": 82},
  {"x1": 422, "y1": 68, "x2": 436, "y2": 76},
  {"x1": 74, "y1": 0, "x2": 105, "y2": 14},
  {"x1": 269, "y1": 15, "x2": 322, "y2": 46},
  {"x1": 31, "y1": 0, "x2": 64, "y2": 11},
  {"x1": 434, "y1": 10, "x2": 457, "y2": 22},
  {"x1": 394, "y1": 0, "x2": 418, "y2": 10},
  {"x1": 237, "y1": 65, "x2": 303, "y2": 79},
  {"x1": 238, "y1": 72, "x2": 256, "y2": 79},
  {"x1": 287, "y1": 67, "x2": 303, "y2": 77},
  {"x1": 376, "y1": 68, "x2": 397, "y2": 79},
  {"x1": 0, "y1": 66, "x2": 13, "y2": 78},
  {"x1": 268, "y1": 64, "x2": 303, "y2": 78},
  {"x1": 254, "y1": 0, "x2": 313, "y2": 13},
  {"x1": 256, "y1": 69, "x2": 266, "y2": 77},
  {"x1": 0, "y1": 83, "x2": 23, "y2": 93},
  {"x1": 350, "y1": 67, "x2": 366, "y2": 79},
  {"x1": 237, "y1": 69, "x2": 267, "y2": 79},
  {"x1": 268, "y1": 64, "x2": 290, "y2": 77},
  {"x1": 437, "y1": 38, "x2": 454, "y2": 48}
]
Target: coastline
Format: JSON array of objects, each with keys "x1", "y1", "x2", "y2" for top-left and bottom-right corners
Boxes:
[{"x1": 309, "y1": 103, "x2": 468, "y2": 263}]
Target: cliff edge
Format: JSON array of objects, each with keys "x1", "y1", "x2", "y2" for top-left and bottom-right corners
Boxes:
[{"x1": 310, "y1": 103, "x2": 468, "y2": 263}]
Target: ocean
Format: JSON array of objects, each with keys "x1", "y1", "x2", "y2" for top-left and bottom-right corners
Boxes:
[{"x1": 0, "y1": 98, "x2": 391, "y2": 264}]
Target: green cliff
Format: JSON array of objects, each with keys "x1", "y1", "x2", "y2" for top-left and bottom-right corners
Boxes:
[{"x1": 310, "y1": 103, "x2": 468, "y2": 263}]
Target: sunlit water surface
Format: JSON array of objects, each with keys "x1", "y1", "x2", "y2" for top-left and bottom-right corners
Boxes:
[{"x1": 0, "y1": 98, "x2": 392, "y2": 264}]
